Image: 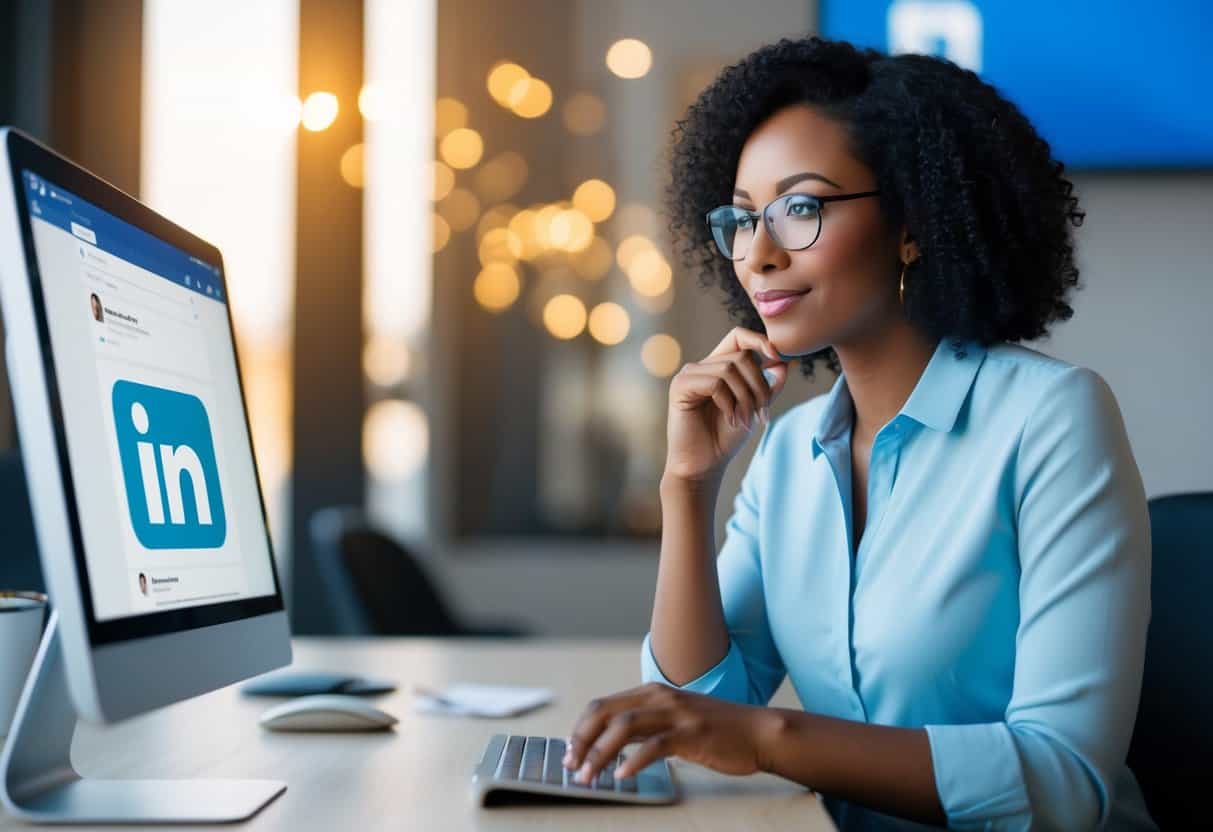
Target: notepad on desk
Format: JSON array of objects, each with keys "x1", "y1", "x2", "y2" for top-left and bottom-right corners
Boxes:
[{"x1": 412, "y1": 683, "x2": 554, "y2": 718}]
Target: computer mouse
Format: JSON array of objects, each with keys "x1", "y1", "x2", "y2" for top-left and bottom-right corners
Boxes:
[{"x1": 258, "y1": 694, "x2": 399, "y2": 732}]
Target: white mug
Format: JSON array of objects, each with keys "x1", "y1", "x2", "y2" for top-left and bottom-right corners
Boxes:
[{"x1": 0, "y1": 591, "x2": 48, "y2": 739}]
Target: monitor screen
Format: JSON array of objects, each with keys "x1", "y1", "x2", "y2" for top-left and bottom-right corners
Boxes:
[
  {"x1": 819, "y1": 0, "x2": 1213, "y2": 170},
  {"x1": 19, "y1": 169, "x2": 277, "y2": 623}
]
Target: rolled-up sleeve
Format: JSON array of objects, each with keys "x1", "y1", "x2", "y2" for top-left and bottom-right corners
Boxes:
[
  {"x1": 925, "y1": 367, "x2": 1152, "y2": 830},
  {"x1": 640, "y1": 422, "x2": 787, "y2": 706}
]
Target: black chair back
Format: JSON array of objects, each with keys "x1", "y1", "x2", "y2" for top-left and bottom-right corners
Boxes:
[
  {"x1": 308, "y1": 506, "x2": 525, "y2": 637},
  {"x1": 1127, "y1": 492, "x2": 1213, "y2": 828},
  {"x1": 0, "y1": 451, "x2": 44, "y2": 593}
]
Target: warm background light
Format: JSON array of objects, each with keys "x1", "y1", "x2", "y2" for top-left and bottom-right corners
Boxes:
[
  {"x1": 339, "y1": 143, "x2": 364, "y2": 188},
  {"x1": 572, "y1": 179, "x2": 615, "y2": 222},
  {"x1": 626, "y1": 248, "x2": 673, "y2": 297},
  {"x1": 432, "y1": 213, "x2": 451, "y2": 252},
  {"x1": 509, "y1": 77, "x2": 552, "y2": 118},
  {"x1": 476, "y1": 203, "x2": 517, "y2": 240},
  {"x1": 439, "y1": 126, "x2": 484, "y2": 169},
  {"x1": 434, "y1": 96, "x2": 467, "y2": 137},
  {"x1": 616, "y1": 233, "x2": 655, "y2": 270},
  {"x1": 363, "y1": 335, "x2": 412, "y2": 387},
  {"x1": 606, "y1": 38, "x2": 652, "y2": 79},
  {"x1": 363, "y1": 399, "x2": 429, "y2": 482},
  {"x1": 642, "y1": 333, "x2": 681, "y2": 377},
  {"x1": 588, "y1": 302, "x2": 630, "y2": 346},
  {"x1": 473, "y1": 151, "x2": 528, "y2": 202},
  {"x1": 562, "y1": 92, "x2": 605, "y2": 136},
  {"x1": 357, "y1": 83, "x2": 388, "y2": 121},
  {"x1": 474, "y1": 263, "x2": 521, "y2": 312},
  {"x1": 301, "y1": 90, "x2": 339, "y2": 131},
  {"x1": 437, "y1": 187, "x2": 481, "y2": 232},
  {"x1": 548, "y1": 208, "x2": 593, "y2": 252},
  {"x1": 488, "y1": 62, "x2": 529, "y2": 104},
  {"x1": 570, "y1": 236, "x2": 613, "y2": 280},
  {"x1": 430, "y1": 160, "x2": 454, "y2": 201},
  {"x1": 543, "y1": 294, "x2": 588, "y2": 340},
  {"x1": 478, "y1": 227, "x2": 523, "y2": 265}
]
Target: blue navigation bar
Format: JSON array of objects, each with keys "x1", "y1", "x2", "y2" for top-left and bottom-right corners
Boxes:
[{"x1": 21, "y1": 169, "x2": 226, "y2": 303}]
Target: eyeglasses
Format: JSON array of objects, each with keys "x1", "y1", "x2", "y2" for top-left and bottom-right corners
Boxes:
[{"x1": 704, "y1": 190, "x2": 881, "y2": 261}]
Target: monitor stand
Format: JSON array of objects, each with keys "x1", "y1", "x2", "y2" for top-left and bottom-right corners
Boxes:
[{"x1": 1, "y1": 612, "x2": 285, "y2": 824}]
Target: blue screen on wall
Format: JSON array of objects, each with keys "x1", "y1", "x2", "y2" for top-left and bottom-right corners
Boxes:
[{"x1": 818, "y1": 1, "x2": 1213, "y2": 170}]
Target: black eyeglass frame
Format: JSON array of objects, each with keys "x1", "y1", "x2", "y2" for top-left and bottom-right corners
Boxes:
[{"x1": 704, "y1": 189, "x2": 882, "y2": 261}]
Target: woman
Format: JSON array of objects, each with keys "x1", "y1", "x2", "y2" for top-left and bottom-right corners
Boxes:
[{"x1": 562, "y1": 36, "x2": 1155, "y2": 829}]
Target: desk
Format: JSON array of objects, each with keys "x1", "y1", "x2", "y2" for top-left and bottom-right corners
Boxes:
[{"x1": 0, "y1": 639, "x2": 836, "y2": 831}]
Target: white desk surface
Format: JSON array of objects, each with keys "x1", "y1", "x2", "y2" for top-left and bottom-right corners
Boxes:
[{"x1": 1, "y1": 638, "x2": 836, "y2": 831}]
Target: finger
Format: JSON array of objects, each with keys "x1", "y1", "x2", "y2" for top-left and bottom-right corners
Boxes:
[
  {"x1": 762, "y1": 361, "x2": 789, "y2": 398},
  {"x1": 614, "y1": 731, "x2": 680, "y2": 779},
  {"x1": 696, "y1": 352, "x2": 775, "y2": 423},
  {"x1": 565, "y1": 686, "x2": 665, "y2": 769},
  {"x1": 682, "y1": 363, "x2": 759, "y2": 427},
  {"x1": 707, "y1": 326, "x2": 779, "y2": 362},
  {"x1": 672, "y1": 368, "x2": 742, "y2": 429},
  {"x1": 572, "y1": 708, "x2": 671, "y2": 785}
]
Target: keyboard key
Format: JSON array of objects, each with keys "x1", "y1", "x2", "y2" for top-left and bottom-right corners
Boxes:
[
  {"x1": 595, "y1": 763, "x2": 614, "y2": 790},
  {"x1": 477, "y1": 734, "x2": 507, "y2": 774},
  {"x1": 521, "y1": 736, "x2": 545, "y2": 782},
  {"x1": 543, "y1": 739, "x2": 566, "y2": 784},
  {"x1": 496, "y1": 735, "x2": 525, "y2": 780}
]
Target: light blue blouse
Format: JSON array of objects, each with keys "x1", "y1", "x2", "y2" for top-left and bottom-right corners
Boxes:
[{"x1": 641, "y1": 337, "x2": 1157, "y2": 830}]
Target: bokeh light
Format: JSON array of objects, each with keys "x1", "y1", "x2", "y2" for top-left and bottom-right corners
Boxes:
[
  {"x1": 474, "y1": 263, "x2": 521, "y2": 312},
  {"x1": 548, "y1": 208, "x2": 594, "y2": 253},
  {"x1": 476, "y1": 202, "x2": 518, "y2": 241},
  {"x1": 588, "y1": 302, "x2": 630, "y2": 346},
  {"x1": 572, "y1": 179, "x2": 616, "y2": 222},
  {"x1": 642, "y1": 333, "x2": 681, "y2": 377},
  {"x1": 606, "y1": 39, "x2": 653, "y2": 79},
  {"x1": 509, "y1": 77, "x2": 553, "y2": 118},
  {"x1": 358, "y1": 83, "x2": 388, "y2": 121},
  {"x1": 339, "y1": 143, "x2": 364, "y2": 188},
  {"x1": 473, "y1": 151, "x2": 529, "y2": 202},
  {"x1": 562, "y1": 92, "x2": 605, "y2": 136},
  {"x1": 363, "y1": 399, "x2": 429, "y2": 482},
  {"x1": 432, "y1": 213, "x2": 451, "y2": 253},
  {"x1": 301, "y1": 91, "x2": 339, "y2": 131},
  {"x1": 616, "y1": 234, "x2": 655, "y2": 270},
  {"x1": 488, "y1": 61, "x2": 529, "y2": 104},
  {"x1": 626, "y1": 248, "x2": 673, "y2": 296},
  {"x1": 543, "y1": 294, "x2": 588, "y2": 340},
  {"x1": 478, "y1": 227, "x2": 523, "y2": 265},
  {"x1": 617, "y1": 201, "x2": 659, "y2": 237},
  {"x1": 439, "y1": 127, "x2": 484, "y2": 169},
  {"x1": 437, "y1": 187, "x2": 481, "y2": 232},
  {"x1": 570, "y1": 236, "x2": 613, "y2": 280},
  {"x1": 430, "y1": 160, "x2": 455, "y2": 202},
  {"x1": 435, "y1": 96, "x2": 468, "y2": 137},
  {"x1": 363, "y1": 335, "x2": 412, "y2": 387}
]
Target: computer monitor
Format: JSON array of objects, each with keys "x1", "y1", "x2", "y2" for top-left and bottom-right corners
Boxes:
[{"x1": 0, "y1": 128, "x2": 291, "y2": 823}]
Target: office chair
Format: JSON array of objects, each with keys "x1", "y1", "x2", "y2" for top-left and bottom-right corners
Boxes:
[
  {"x1": 1126, "y1": 491, "x2": 1213, "y2": 829},
  {"x1": 308, "y1": 506, "x2": 527, "y2": 638},
  {"x1": 0, "y1": 450, "x2": 44, "y2": 593}
]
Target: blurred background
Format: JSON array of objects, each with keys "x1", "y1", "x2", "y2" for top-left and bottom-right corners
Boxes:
[{"x1": 0, "y1": 0, "x2": 1209, "y2": 638}]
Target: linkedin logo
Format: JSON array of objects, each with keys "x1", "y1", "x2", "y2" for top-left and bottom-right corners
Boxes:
[{"x1": 113, "y1": 380, "x2": 226, "y2": 549}]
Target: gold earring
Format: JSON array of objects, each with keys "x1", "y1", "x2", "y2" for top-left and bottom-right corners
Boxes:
[{"x1": 900, "y1": 255, "x2": 918, "y2": 305}]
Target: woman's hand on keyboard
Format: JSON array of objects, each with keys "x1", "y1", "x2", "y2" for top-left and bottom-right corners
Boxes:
[{"x1": 563, "y1": 682, "x2": 781, "y2": 785}]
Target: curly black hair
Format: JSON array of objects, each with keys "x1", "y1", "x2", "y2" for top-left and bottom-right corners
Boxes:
[{"x1": 664, "y1": 35, "x2": 1085, "y2": 379}]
